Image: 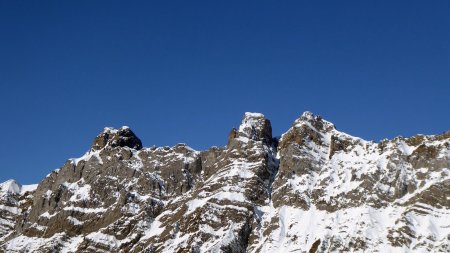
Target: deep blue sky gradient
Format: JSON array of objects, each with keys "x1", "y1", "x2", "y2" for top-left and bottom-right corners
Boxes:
[{"x1": 1, "y1": 1, "x2": 449, "y2": 184}]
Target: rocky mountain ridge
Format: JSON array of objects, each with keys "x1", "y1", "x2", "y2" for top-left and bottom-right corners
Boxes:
[{"x1": 0, "y1": 112, "x2": 449, "y2": 252}]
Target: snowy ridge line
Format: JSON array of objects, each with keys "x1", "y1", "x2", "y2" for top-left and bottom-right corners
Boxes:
[{"x1": 0, "y1": 112, "x2": 449, "y2": 252}]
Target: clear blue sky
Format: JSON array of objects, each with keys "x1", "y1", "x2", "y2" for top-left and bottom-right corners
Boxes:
[{"x1": 1, "y1": 1, "x2": 449, "y2": 184}]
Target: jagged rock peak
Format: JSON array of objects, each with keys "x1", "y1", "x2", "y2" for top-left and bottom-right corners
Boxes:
[
  {"x1": 294, "y1": 111, "x2": 335, "y2": 132},
  {"x1": 278, "y1": 111, "x2": 337, "y2": 150},
  {"x1": 91, "y1": 126, "x2": 142, "y2": 151},
  {"x1": 236, "y1": 112, "x2": 273, "y2": 143},
  {"x1": 0, "y1": 179, "x2": 21, "y2": 195}
]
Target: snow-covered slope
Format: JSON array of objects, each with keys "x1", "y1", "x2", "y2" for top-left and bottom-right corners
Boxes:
[{"x1": 0, "y1": 112, "x2": 449, "y2": 252}]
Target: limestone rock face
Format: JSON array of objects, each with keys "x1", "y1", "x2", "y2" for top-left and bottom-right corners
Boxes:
[{"x1": 1, "y1": 112, "x2": 449, "y2": 253}]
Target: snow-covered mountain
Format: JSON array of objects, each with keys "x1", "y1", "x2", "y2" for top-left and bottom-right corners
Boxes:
[{"x1": 0, "y1": 112, "x2": 449, "y2": 252}]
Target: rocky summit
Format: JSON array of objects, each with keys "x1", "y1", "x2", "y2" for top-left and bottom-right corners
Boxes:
[{"x1": 0, "y1": 112, "x2": 449, "y2": 253}]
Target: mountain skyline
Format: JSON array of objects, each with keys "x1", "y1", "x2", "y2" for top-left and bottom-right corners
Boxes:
[
  {"x1": 1, "y1": 1, "x2": 450, "y2": 184},
  {"x1": 1, "y1": 111, "x2": 448, "y2": 252},
  {"x1": 3, "y1": 110, "x2": 449, "y2": 185}
]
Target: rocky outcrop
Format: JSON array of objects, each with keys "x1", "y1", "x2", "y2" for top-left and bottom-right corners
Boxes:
[
  {"x1": 1, "y1": 112, "x2": 449, "y2": 253},
  {"x1": 91, "y1": 126, "x2": 142, "y2": 151},
  {"x1": 235, "y1": 112, "x2": 273, "y2": 145}
]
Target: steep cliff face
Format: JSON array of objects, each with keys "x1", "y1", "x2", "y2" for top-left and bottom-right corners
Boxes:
[{"x1": 1, "y1": 112, "x2": 449, "y2": 252}]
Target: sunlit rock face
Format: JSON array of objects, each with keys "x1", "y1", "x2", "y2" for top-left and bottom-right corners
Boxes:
[{"x1": 1, "y1": 112, "x2": 449, "y2": 253}]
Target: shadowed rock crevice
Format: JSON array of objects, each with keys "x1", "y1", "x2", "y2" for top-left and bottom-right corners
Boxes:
[{"x1": 309, "y1": 239, "x2": 321, "y2": 253}]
